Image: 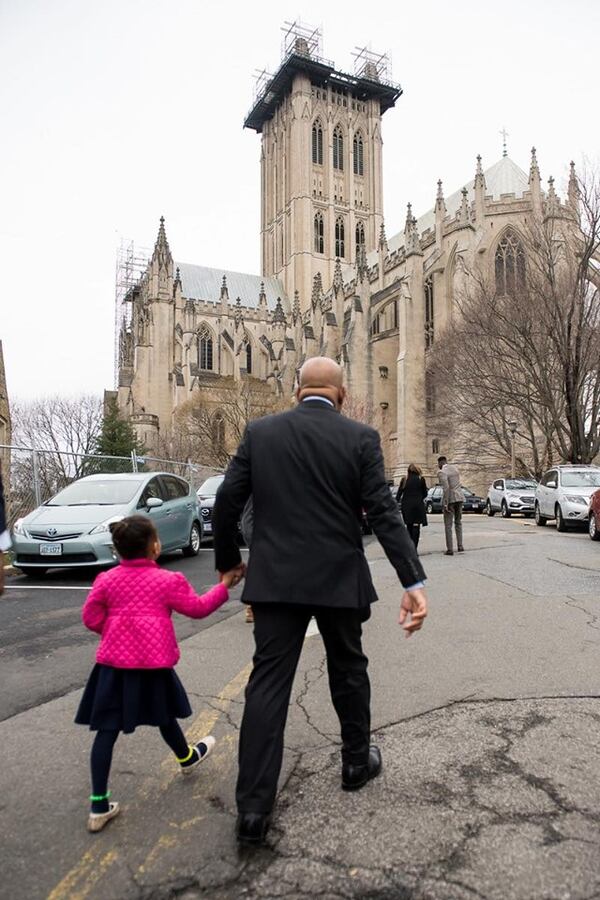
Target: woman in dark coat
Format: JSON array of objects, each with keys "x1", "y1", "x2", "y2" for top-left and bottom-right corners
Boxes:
[{"x1": 396, "y1": 463, "x2": 428, "y2": 549}]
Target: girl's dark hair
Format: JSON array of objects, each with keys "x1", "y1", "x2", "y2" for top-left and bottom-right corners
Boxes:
[
  {"x1": 408, "y1": 462, "x2": 422, "y2": 476},
  {"x1": 109, "y1": 515, "x2": 158, "y2": 559}
]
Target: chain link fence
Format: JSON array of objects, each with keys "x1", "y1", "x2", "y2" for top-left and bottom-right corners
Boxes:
[{"x1": 0, "y1": 444, "x2": 221, "y2": 530}]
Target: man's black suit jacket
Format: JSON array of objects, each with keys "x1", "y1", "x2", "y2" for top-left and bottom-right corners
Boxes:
[{"x1": 212, "y1": 399, "x2": 426, "y2": 611}]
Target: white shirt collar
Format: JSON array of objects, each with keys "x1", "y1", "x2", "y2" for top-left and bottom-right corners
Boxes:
[{"x1": 302, "y1": 395, "x2": 335, "y2": 408}]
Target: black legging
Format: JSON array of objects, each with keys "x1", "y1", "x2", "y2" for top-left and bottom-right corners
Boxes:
[
  {"x1": 407, "y1": 523, "x2": 421, "y2": 549},
  {"x1": 91, "y1": 719, "x2": 189, "y2": 803}
]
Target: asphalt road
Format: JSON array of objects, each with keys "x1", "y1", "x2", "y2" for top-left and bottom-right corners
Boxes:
[{"x1": 2, "y1": 515, "x2": 600, "y2": 900}]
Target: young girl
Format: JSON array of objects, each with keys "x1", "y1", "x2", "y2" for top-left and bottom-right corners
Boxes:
[{"x1": 76, "y1": 514, "x2": 240, "y2": 833}]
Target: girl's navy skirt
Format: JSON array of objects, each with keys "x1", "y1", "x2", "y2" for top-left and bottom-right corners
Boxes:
[{"x1": 75, "y1": 664, "x2": 192, "y2": 734}]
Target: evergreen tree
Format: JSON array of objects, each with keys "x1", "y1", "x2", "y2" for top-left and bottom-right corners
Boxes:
[{"x1": 93, "y1": 397, "x2": 145, "y2": 473}]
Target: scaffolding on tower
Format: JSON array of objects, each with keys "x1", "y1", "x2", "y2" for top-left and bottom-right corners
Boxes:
[
  {"x1": 281, "y1": 20, "x2": 326, "y2": 63},
  {"x1": 352, "y1": 46, "x2": 395, "y2": 87},
  {"x1": 113, "y1": 238, "x2": 150, "y2": 388}
]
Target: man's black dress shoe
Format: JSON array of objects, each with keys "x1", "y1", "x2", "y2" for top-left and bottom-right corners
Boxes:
[
  {"x1": 236, "y1": 812, "x2": 270, "y2": 845},
  {"x1": 341, "y1": 745, "x2": 382, "y2": 791}
]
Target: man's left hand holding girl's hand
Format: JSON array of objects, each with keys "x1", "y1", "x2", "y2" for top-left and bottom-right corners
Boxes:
[{"x1": 220, "y1": 563, "x2": 247, "y2": 589}]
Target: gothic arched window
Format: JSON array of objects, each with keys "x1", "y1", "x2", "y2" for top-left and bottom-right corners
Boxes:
[
  {"x1": 355, "y1": 220, "x2": 365, "y2": 258},
  {"x1": 212, "y1": 412, "x2": 225, "y2": 454},
  {"x1": 353, "y1": 132, "x2": 364, "y2": 176},
  {"x1": 245, "y1": 341, "x2": 253, "y2": 375},
  {"x1": 312, "y1": 120, "x2": 323, "y2": 165},
  {"x1": 424, "y1": 277, "x2": 434, "y2": 350},
  {"x1": 335, "y1": 217, "x2": 345, "y2": 258},
  {"x1": 314, "y1": 212, "x2": 324, "y2": 254},
  {"x1": 198, "y1": 325, "x2": 213, "y2": 370},
  {"x1": 495, "y1": 231, "x2": 526, "y2": 296},
  {"x1": 333, "y1": 126, "x2": 344, "y2": 171}
]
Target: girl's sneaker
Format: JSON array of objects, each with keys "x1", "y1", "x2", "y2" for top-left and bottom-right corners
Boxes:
[
  {"x1": 179, "y1": 736, "x2": 216, "y2": 774},
  {"x1": 87, "y1": 801, "x2": 120, "y2": 833}
]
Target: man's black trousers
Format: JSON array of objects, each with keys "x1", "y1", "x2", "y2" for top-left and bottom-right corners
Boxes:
[{"x1": 236, "y1": 603, "x2": 371, "y2": 814}]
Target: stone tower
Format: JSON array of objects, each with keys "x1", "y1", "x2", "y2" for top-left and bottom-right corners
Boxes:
[{"x1": 244, "y1": 25, "x2": 401, "y2": 311}]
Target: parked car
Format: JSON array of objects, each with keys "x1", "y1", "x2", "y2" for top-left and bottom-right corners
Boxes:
[
  {"x1": 589, "y1": 490, "x2": 600, "y2": 541},
  {"x1": 12, "y1": 472, "x2": 202, "y2": 576},
  {"x1": 197, "y1": 475, "x2": 225, "y2": 540},
  {"x1": 486, "y1": 477, "x2": 537, "y2": 518},
  {"x1": 196, "y1": 474, "x2": 244, "y2": 542},
  {"x1": 463, "y1": 488, "x2": 485, "y2": 513},
  {"x1": 425, "y1": 486, "x2": 442, "y2": 513},
  {"x1": 425, "y1": 485, "x2": 484, "y2": 514},
  {"x1": 535, "y1": 465, "x2": 600, "y2": 531}
]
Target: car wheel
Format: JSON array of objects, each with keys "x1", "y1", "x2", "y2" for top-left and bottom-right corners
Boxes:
[
  {"x1": 556, "y1": 505, "x2": 567, "y2": 533},
  {"x1": 486, "y1": 500, "x2": 495, "y2": 517},
  {"x1": 182, "y1": 521, "x2": 202, "y2": 557},
  {"x1": 501, "y1": 500, "x2": 511, "y2": 518},
  {"x1": 18, "y1": 567, "x2": 47, "y2": 577},
  {"x1": 535, "y1": 503, "x2": 547, "y2": 526},
  {"x1": 426, "y1": 502, "x2": 433, "y2": 514},
  {"x1": 589, "y1": 513, "x2": 600, "y2": 541}
]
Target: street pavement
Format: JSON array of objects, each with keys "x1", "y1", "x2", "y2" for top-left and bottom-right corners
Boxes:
[{"x1": 2, "y1": 515, "x2": 600, "y2": 899}]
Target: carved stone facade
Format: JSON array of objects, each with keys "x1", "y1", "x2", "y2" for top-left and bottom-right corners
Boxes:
[{"x1": 115, "y1": 39, "x2": 578, "y2": 485}]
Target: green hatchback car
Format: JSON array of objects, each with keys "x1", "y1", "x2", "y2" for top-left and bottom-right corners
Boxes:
[{"x1": 12, "y1": 472, "x2": 202, "y2": 576}]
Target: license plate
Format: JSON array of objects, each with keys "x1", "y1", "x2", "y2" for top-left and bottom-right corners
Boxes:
[
  {"x1": 40, "y1": 542, "x2": 63, "y2": 556},
  {"x1": 203, "y1": 523, "x2": 212, "y2": 533}
]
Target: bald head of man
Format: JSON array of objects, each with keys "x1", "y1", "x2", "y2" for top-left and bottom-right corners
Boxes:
[{"x1": 296, "y1": 356, "x2": 346, "y2": 409}]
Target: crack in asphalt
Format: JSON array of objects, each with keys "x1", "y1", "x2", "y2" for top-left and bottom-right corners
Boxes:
[
  {"x1": 459, "y1": 567, "x2": 536, "y2": 596},
  {"x1": 294, "y1": 658, "x2": 336, "y2": 746},
  {"x1": 155, "y1": 695, "x2": 600, "y2": 900},
  {"x1": 565, "y1": 595, "x2": 600, "y2": 631},
  {"x1": 548, "y1": 557, "x2": 600, "y2": 573}
]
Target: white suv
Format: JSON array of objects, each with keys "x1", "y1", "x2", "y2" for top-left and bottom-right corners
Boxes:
[
  {"x1": 535, "y1": 465, "x2": 600, "y2": 531},
  {"x1": 486, "y1": 477, "x2": 537, "y2": 518}
]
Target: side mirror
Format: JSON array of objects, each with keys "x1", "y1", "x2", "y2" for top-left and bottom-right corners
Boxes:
[
  {"x1": 146, "y1": 497, "x2": 164, "y2": 510},
  {"x1": 548, "y1": 481, "x2": 557, "y2": 489}
]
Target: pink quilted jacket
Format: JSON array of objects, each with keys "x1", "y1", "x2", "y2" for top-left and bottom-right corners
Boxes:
[{"x1": 82, "y1": 559, "x2": 229, "y2": 669}]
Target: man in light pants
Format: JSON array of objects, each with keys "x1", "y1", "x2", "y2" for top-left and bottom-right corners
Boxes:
[{"x1": 438, "y1": 455, "x2": 465, "y2": 556}]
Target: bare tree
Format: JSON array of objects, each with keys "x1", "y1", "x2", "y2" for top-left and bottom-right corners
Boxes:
[
  {"x1": 429, "y1": 168, "x2": 600, "y2": 478},
  {"x1": 11, "y1": 394, "x2": 103, "y2": 507},
  {"x1": 342, "y1": 395, "x2": 374, "y2": 425},
  {"x1": 159, "y1": 380, "x2": 286, "y2": 468}
]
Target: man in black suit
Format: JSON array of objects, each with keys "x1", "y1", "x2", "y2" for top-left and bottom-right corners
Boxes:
[{"x1": 213, "y1": 357, "x2": 428, "y2": 845}]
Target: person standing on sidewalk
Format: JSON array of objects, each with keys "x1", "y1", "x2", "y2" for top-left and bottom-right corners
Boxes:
[
  {"x1": 396, "y1": 463, "x2": 428, "y2": 549},
  {"x1": 213, "y1": 356, "x2": 428, "y2": 846},
  {"x1": 438, "y1": 455, "x2": 465, "y2": 556}
]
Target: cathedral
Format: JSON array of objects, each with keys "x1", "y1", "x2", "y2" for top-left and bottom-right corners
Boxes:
[{"x1": 113, "y1": 27, "x2": 578, "y2": 484}]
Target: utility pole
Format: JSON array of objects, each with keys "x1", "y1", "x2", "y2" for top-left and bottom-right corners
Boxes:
[{"x1": 508, "y1": 422, "x2": 517, "y2": 478}]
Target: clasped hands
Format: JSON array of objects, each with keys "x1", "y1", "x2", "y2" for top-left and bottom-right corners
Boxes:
[{"x1": 220, "y1": 562, "x2": 247, "y2": 589}]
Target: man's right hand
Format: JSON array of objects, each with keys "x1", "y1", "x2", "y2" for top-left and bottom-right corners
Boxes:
[{"x1": 399, "y1": 588, "x2": 428, "y2": 637}]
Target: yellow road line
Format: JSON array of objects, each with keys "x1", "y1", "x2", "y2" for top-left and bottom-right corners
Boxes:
[
  {"x1": 47, "y1": 850, "x2": 118, "y2": 900},
  {"x1": 47, "y1": 661, "x2": 252, "y2": 900}
]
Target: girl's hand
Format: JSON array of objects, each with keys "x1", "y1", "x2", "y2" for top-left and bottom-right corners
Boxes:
[{"x1": 221, "y1": 563, "x2": 246, "y2": 589}]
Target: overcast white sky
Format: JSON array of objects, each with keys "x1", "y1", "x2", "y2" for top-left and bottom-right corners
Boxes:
[{"x1": 1, "y1": 0, "x2": 598, "y2": 401}]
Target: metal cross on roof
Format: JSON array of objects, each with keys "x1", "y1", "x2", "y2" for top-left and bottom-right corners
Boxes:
[{"x1": 500, "y1": 126, "x2": 509, "y2": 157}]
